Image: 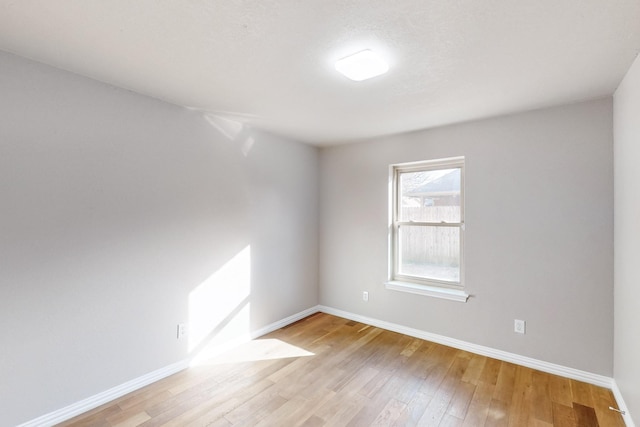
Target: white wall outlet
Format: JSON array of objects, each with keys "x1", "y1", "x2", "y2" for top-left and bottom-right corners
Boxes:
[
  {"x1": 514, "y1": 319, "x2": 526, "y2": 334},
  {"x1": 362, "y1": 291, "x2": 369, "y2": 302},
  {"x1": 177, "y1": 323, "x2": 188, "y2": 340}
]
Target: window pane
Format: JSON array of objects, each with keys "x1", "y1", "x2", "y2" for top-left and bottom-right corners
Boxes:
[
  {"x1": 399, "y1": 168, "x2": 460, "y2": 222},
  {"x1": 398, "y1": 225, "x2": 460, "y2": 283}
]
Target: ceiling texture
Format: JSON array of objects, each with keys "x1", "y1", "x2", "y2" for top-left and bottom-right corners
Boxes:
[{"x1": 0, "y1": 0, "x2": 639, "y2": 145}]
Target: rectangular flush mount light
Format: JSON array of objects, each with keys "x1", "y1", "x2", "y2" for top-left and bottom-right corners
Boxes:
[{"x1": 335, "y1": 49, "x2": 389, "y2": 81}]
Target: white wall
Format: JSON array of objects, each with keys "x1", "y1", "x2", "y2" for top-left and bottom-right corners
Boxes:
[
  {"x1": 614, "y1": 53, "x2": 640, "y2": 424},
  {"x1": 319, "y1": 99, "x2": 614, "y2": 375},
  {"x1": 0, "y1": 44, "x2": 625, "y2": 426},
  {"x1": 0, "y1": 51, "x2": 318, "y2": 427}
]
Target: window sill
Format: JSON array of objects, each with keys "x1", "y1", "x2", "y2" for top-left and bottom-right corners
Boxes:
[{"x1": 385, "y1": 281, "x2": 469, "y2": 302}]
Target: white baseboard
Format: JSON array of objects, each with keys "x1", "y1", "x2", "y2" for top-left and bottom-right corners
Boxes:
[
  {"x1": 317, "y1": 305, "x2": 613, "y2": 388},
  {"x1": 16, "y1": 358, "x2": 190, "y2": 427},
  {"x1": 17, "y1": 305, "x2": 320, "y2": 427},
  {"x1": 317, "y1": 306, "x2": 639, "y2": 426},
  {"x1": 20, "y1": 305, "x2": 633, "y2": 427},
  {"x1": 251, "y1": 305, "x2": 320, "y2": 339},
  {"x1": 612, "y1": 380, "x2": 636, "y2": 427}
]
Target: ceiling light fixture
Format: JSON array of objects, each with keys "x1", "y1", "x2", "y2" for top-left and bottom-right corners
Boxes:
[{"x1": 334, "y1": 49, "x2": 389, "y2": 82}]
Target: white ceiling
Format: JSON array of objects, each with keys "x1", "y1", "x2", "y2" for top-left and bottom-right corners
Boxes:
[{"x1": 0, "y1": 1, "x2": 639, "y2": 146}]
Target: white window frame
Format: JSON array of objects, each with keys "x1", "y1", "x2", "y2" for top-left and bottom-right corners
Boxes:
[{"x1": 386, "y1": 156, "x2": 468, "y2": 302}]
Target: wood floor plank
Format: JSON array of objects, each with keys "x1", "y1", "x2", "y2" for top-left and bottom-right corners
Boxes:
[
  {"x1": 112, "y1": 390, "x2": 173, "y2": 422},
  {"x1": 416, "y1": 373, "x2": 459, "y2": 426},
  {"x1": 222, "y1": 384, "x2": 281, "y2": 425},
  {"x1": 439, "y1": 413, "x2": 464, "y2": 427},
  {"x1": 346, "y1": 394, "x2": 397, "y2": 427},
  {"x1": 461, "y1": 379, "x2": 494, "y2": 427},
  {"x1": 57, "y1": 404, "x2": 121, "y2": 427},
  {"x1": 551, "y1": 401, "x2": 576, "y2": 427},
  {"x1": 401, "y1": 338, "x2": 424, "y2": 357},
  {"x1": 256, "y1": 388, "x2": 335, "y2": 427},
  {"x1": 548, "y1": 374, "x2": 573, "y2": 407},
  {"x1": 529, "y1": 419, "x2": 554, "y2": 427},
  {"x1": 110, "y1": 411, "x2": 151, "y2": 427},
  {"x1": 489, "y1": 362, "x2": 514, "y2": 425},
  {"x1": 199, "y1": 417, "x2": 232, "y2": 427},
  {"x1": 299, "y1": 415, "x2": 325, "y2": 427},
  {"x1": 371, "y1": 398, "x2": 407, "y2": 426},
  {"x1": 229, "y1": 394, "x2": 288, "y2": 427},
  {"x1": 531, "y1": 370, "x2": 553, "y2": 424},
  {"x1": 461, "y1": 354, "x2": 487, "y2": 385},
  {"x1": 360, "y1": 368, "x2": 396, "y2": 400},
  {"x1": 485, "y1": 398, "x2": 510, "y2": 427},
  {"x1": 336, "y1": 366, "x2": 380, "y2": 398},
  {"x1": 116, "y1": 385, "x2": 176, "y2": 412},
  {"x1": 395, "y1": 375, "x2": 429, "y2": 406},
  {"x1": 570, "y1": 379, "x2": 595, "y2": 407},
  {"x1": 107, "y1": 408, "x2": 152, "y2": 427},
  {"x1": 315, "y1": 391, "x2": 368, "y2": 426},
  {"x1": 166, "y1": 378, "x2": 274, "y2": 427},
  {"x1": 415, "y1": 345, "x2": 457, "y2": 398},
  {"x1": 403, "y1": 340, "x2": 438, "y2": 381},
  {"x1": 59, "y1": 314, "x2": 624, "y2": 427},
  {"x1": 163, "y1": 369, "x2": 218, "y2": 396},
  {"x1": 479, "y1": 358, "x2": 502, "y2": 386},
  {"x1": 506, "y1": 366, "x2": 534, "y2": 427},
  {"x1": 492, "y1": 362, "x2": 516, "y2": 404},
  {"x1": 573, "y1": 402, "x2": 599, "y2": 427},
  {"x1": 266, "y1": 344, "x2": 330, "y2": 384},
  {"x1": 446, "y1": 381, "x2": 476, "y2": 419},
  {"x1": 591, "y1": 385, "x2": 626, "y2": 427},
  {"x1": 392, "y1": 391, "x2": 434, "y2": 427}
]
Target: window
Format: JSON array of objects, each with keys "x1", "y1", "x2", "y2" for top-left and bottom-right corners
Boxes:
[{"x1": 387, "y1": 157, "x2": 468, "y2": 302}]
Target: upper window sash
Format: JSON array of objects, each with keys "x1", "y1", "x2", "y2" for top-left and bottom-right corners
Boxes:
[{"x1": 392, "y1": 158, "x2": 464, "y2": 225}]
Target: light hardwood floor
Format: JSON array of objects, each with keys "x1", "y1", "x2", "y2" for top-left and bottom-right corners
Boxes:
[{"x1": 59, "y1": 313, "x2": 624, "y2": 426}]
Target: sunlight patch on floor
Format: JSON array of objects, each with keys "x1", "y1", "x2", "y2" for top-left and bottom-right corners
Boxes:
[{"x1": 192, "y1": 338, "x2": 314, "y2": 366}]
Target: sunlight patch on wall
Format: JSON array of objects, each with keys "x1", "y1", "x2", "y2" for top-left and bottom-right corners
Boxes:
[
  {"x1": 203, "y1": 113, "x2": 245, "y2": 141},
  {"x1": 188, "y1": 246, "x2": 251, "y2": 353},
  {"x1": 202, "y1": 112, "x2": 255, "y2": 157}
]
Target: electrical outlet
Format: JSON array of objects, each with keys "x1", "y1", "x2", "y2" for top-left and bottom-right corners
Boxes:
[
  {"x1": 362, "y1": 291, "x2": 369, "y2": 302},
  {"x1": 177, "y1": 323, "x2": 188, "y2": 340},
  {"x1": 514, "y1": 319, "x2": 526, "y2": 334}
]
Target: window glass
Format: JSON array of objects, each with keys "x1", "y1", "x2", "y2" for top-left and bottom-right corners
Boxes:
[
  {"x1": 399, "y1": 168, "x2": 461, "y2": 223},
  {"x1": 390, "y1": 157, "x2": 464, "y2": 289},
  {"x1": 398, "y1": 225, "x2": 460, "y2": 282}
]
